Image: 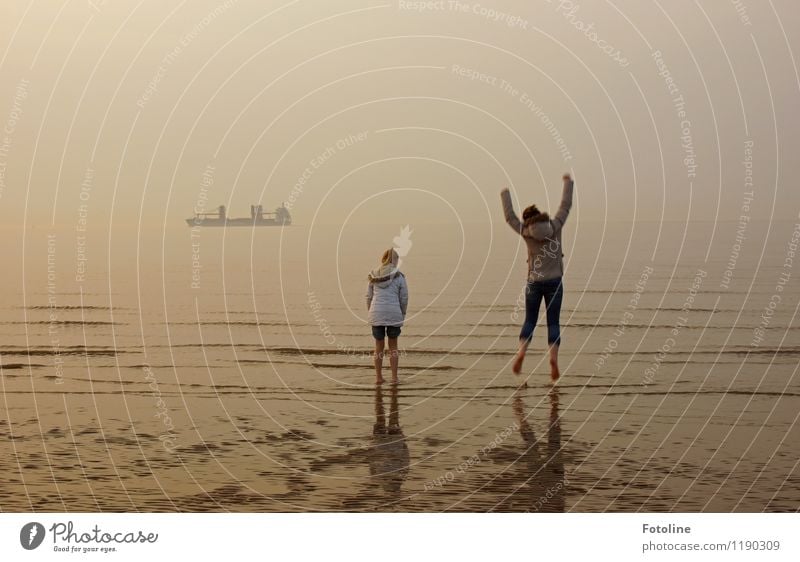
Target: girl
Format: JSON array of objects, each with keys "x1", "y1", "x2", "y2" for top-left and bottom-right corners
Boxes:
[
  {"x1": 501, "y1": 174, "x2": 574, "y2": 382},
  {"x1": 366, "y1": 249, "x2": 409, "y2": 384}
]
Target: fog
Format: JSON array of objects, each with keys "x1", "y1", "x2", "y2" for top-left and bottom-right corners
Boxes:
[{"x1": 0, "y1": 0, "x2": 797, "y2": 236}]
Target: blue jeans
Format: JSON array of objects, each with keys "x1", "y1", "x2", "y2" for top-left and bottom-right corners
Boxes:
[{"x1": 519, "y1": 277, "x2": 563, "y2": 346}]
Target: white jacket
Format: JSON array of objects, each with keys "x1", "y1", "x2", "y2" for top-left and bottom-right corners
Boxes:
[{"x1": 366, "y1": 265, "x2": 409, "y2": 327}]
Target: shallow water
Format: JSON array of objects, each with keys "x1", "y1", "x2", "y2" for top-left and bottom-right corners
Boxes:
[{"x1": 2, "y1": 220, "x2": 798, "y2": 511}]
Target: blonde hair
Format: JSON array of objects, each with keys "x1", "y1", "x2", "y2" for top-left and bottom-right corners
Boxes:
[{"x1": 381, "y1": 248, "x2": 399, "y2": 266}]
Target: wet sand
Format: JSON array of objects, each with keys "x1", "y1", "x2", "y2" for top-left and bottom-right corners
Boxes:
[
  {"x1": 2, "y1": 341, "x2": 797, "y2": 512},
  {"x1": 2, "y1": 222, "x2": 798, "y2": 511}
]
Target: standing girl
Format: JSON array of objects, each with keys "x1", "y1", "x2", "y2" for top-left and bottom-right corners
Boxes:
[{"x1": 366, "y1": 249, "x2": 409, "y2": 384}]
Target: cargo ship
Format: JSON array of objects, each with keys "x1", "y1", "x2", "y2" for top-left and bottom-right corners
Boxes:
[{"x1": 186, "y1": 204, "x2": 291, "y2": 227}]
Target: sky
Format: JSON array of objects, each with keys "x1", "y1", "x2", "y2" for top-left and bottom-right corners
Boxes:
[{"x1": 0, "y1": 0, "x2": 798, "y2": 235}]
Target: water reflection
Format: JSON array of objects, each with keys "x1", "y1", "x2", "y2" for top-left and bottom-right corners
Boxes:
[
  {"x1": 368, "y1": 385, "x2": 410, "y2": 498},
  {"x1": 512, "y1": 388, "x2": 565, "y2": 512}
]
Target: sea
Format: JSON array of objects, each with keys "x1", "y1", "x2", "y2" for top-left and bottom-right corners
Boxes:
[{"x1": 1, "y1": 217, "x2": 798, "y2": 512}]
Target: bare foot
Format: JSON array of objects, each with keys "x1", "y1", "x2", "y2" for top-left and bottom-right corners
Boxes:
[
  {"x1": 390, "y1": 378, "x2": 399, "y2": 386},
  {"x1": 550, "y1": 358, "x2": 560, "y2": 382},
  {"x1": 512, "y1": 351, "x2": 525, "y2": 374},
  {"x1": 376, "y1": 377, "x2": 384, "y2": 385}
]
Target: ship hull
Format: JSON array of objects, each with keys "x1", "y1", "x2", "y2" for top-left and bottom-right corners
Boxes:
[{"x1": 185, "y1": 218, "x2": 290, "y2": 227}]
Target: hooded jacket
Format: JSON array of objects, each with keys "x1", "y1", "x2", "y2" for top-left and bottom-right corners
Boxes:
[
  {"x1": 366, "y1": 263, "x2": 409, "y2": 327},
  {"x1": 501, "y1": 179, "x2": 574, "y2": 282}
]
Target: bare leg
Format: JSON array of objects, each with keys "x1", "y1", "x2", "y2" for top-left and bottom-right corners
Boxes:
[
  {"x1": 387, "y1": 337, "x2": 399, "y2": 383},
  {"x1": 512, "y1": 338, "x2": 529, "y2": 375},
  {"x1": 374, "y1": 339, "x2": 385, "y2": 384},
  {"x1": 549, "y1": 343, "x2": 560, "y2": 382}
]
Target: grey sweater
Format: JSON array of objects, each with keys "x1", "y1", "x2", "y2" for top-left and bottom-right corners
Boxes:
[
  {"x1": 501, "y1": 179, "x2": 574, "y2": 282},
  {"x1": 366, "y1": 264, "x2": 409, "y2": 327}
]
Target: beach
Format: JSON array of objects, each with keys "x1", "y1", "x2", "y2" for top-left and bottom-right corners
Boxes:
[{"x1": 1, "y1": 218, "x2": 798, "y2": 512}]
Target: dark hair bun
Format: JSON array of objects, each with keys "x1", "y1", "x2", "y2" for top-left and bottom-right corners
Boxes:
[{"x1": 522, "y1": 205, "x2": 540, "y2": 221}]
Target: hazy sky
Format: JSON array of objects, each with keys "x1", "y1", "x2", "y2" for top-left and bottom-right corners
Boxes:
[{"x1": 1, "y1": 0, "x2": 798, "y2": 233}]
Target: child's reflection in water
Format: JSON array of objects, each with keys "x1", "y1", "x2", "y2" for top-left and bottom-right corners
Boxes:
[
  {"x1": 512, "y1": 388, "x2": 565, "y2": 512},
  {"x1": 368, "y1": 385, "x2": 410, "y2": 497}
]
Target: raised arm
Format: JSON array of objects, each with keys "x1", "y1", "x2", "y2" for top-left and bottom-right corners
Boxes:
[
  {"x1": 553, "y1": 174, "x2": 574, "y2": 231},
  {"x1": 500, "y1": 189, "x2": 523, "y2": 235}
]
